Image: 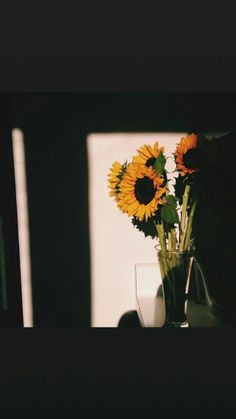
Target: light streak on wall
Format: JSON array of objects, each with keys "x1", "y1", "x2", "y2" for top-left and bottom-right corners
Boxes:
[{"x1": 12, "y1": 128, "x2": 33, "y2": 327}]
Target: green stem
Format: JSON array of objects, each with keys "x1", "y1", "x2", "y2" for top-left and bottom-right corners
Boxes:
[
  {"x1": 155, "y1": 222, "x2": 167, "y2": 254},
  {"x1": 183, "y1": 200, "x2": 197, "y2": 251},
  {"x1": 179, "y1": 183, "x2": 190, "y2": 251},
  {"x1": 170, "y1": 227, "x2": 177, "y2": 271},
  {"x1": 170, "y1": 228, "x2": 176, "y2": 252},
  {"x1": 155, "y1": 222, "x2": 177, "y2": 297},
  {"x1": 170, "y1": 227, "x2": 177, "y2": 304},
  {"x1": 168, "y1": 231, "x2": 172, "y2": 251},
  {"x1": 155, "y1": 221, "x2": 170, "y2": 286}
]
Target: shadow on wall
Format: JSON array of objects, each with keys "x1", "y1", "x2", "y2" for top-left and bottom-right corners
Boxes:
[{"x1": 194, "y1": 132, "x2": 236, "y2": 319}]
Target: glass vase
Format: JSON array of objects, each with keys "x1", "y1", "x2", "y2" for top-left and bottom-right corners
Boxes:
[{"x1": 156, "y1": 247, "x2": 194, "y2": 328}]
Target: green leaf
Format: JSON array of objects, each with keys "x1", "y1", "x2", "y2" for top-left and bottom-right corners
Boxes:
[
  {"x1": 154, "y1": 151, "x2": 166, "y2": 174},
  {"x1": 164, "y1": 195, "x2": 178, "y2": 207},
  {"x1": 160, "y1": 197, "x2": 179, "y2": 224}
]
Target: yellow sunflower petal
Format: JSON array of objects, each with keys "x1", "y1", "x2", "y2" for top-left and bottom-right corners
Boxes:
[
  {"x1": 118, "y1": 162, "x2": 166, "y2": 221},
  {"x1": 174, "y1": 133, "x2": 200, "y2": 175},
  {"x1": 132, "y1": 142, "x2": 165, "y2": 167}
]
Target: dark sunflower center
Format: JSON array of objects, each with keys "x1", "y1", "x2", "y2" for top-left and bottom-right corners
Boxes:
[
  {"x1": 183, "y1": 148, "x2": 205, "y2": 169},
  {"x1": 146, "y1": 157, "x2": 156, "y2": 167},
  {"x1": 134, "y1": 176, "x2": 156, "y2": 204}
]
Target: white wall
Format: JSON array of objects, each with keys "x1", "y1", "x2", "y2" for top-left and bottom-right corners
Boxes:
[{"x1": 87, "y1": 132, "x2": 187, "y2": 327}]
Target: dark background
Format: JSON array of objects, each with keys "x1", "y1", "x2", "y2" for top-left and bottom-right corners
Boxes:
[
  {"x1": 0, "y1": 2, "x2": 236, "y2": 417},
  {"x1": 1, "y1": 91, "x2": 235, "y2": 327}
]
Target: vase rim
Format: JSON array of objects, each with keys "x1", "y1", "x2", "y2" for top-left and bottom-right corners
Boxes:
[{"x1": 154, "y1": 245, "x2": 195, "y2": 256}]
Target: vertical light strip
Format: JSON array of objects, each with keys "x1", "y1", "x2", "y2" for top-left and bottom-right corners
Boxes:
[{"x1": 12, "y1": 128, "x2": 33, "y2": 327}]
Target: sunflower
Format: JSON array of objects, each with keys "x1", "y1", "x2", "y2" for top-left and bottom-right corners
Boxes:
[
  {"x1": 108, "y1": 161, "x2": 127, "y2": 202},
  {"x1": 118, "y1": 163, "x2": 166, "y2": 221},
  {"x1": 175, "y1": 133, "x2": 206, "y2": 176},
  {"x1": 133, "y1": 142, "x2": 165, "y2": 167}
]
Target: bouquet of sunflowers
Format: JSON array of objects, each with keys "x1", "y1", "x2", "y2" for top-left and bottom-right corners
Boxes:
[
  {"x1": 108, "y1": 133, "x2": 208, "y2": 254},
  {"x1": 108, "y1": 133, "x2": 213, "y2": 327}
]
